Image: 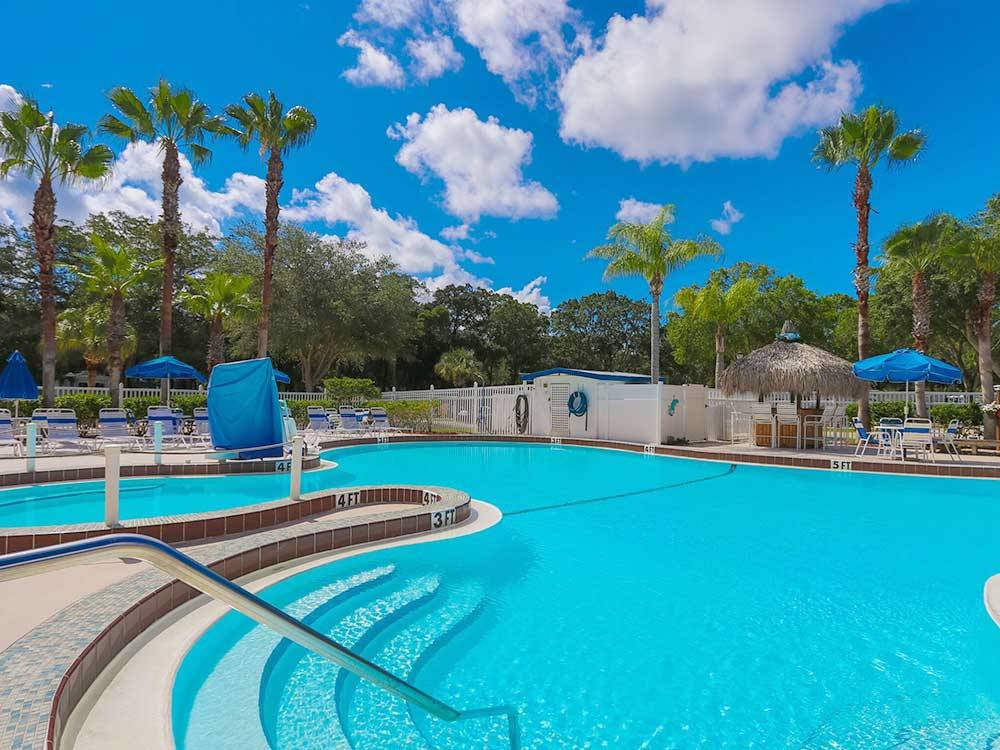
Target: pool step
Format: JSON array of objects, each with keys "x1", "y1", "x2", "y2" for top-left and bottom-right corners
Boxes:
[
  {"x1": 265, "y1": 574, "x2": 441, "y2": 750},
  {"x1": 179, "y1": 564, "x2": 395, "y2": 750},
  {"x1": 340, "y1": 581, "x2": 486, "y2": 749}
]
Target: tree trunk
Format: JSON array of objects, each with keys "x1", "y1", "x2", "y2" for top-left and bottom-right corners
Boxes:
[
  {"x1": 714, "y1": 323, "x2": 726, "y2": 388},
  {"x1": 160, "y1": 140, "x2": 182, "y2": 403},
  {"x1": 84, "y1": 357, "x2": 99, "y2": 388},
  {"x1": 912, "y1": 270, "x2": 931, "y2": 419},
  {"x1": 853, "y1": 163, "x2": 873, "y2": 427},
  {"x1": 649, "y1": 282, "x2": 662, "y2": 384},
  {"x1": 301, "y1": 351, "x2": 314, "y2": 393},
  {"x1": 107, "y1": 292, "x2": 125, "y2": 408},
  {"x1": 32, "y1": 174, "x2": 58, "y2": 407},
  {"x1": 207, "y1": 314, "x2": 225, "y2": 371},
  {"x1": 976, "y1": 271, "x2": 996, "y2": 438},
  {"x1": 258, "y1": 148, "x2": 284, "y2": 358}
]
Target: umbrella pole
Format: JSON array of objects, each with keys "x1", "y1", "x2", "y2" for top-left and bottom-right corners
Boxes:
[{"x1": 166, "y1": 377, "x2": 170, "y2": 407}]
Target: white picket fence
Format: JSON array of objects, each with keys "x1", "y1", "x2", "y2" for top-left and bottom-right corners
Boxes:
[
  {"x1": 382, "y1": 384, "x2": 533, "y2": 435},
  {"x1": 37, "y1": 386, "x2": 324, "y2": 402},
  {"x1": 706, "y1": 388, "x2": 983, "y2": 407}
]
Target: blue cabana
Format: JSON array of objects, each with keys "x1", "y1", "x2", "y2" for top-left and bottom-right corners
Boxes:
[
  {"x1": 126, "y1": 355, "x2": 207, "y2": 384},
  {"x1": 207, "y1": 358, "x2": 283, "y2": 459},
  {"x1": 0, "y1": 351, "x2": 38, "y2": 416},
  {"x1": 853, "y1": 348, "x2": 962, "y2": 417},
  {"x1": 274, "y1": 368, "x2": 291, "y2": 385}
]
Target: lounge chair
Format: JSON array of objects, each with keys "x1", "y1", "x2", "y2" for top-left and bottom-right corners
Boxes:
[
  {"x1": 940, "y1": 418, "x2": 962, "y2": 461},
  {"x1": 147, "y1": 405, "x2": 190, "y2": 447},
  {"x1": 369, "y1": 406, "x2": 401, "y2": 433},
  {"x1": 306, "y1": 406, "x2": 337, "y2": 434},
  {"x1": 0, "y1": 409, "x2": 21, "y2": 456},
  {"x1": 44, "y1": 409, "x2": 91, "y2": 453},
  {"x1": 901, "y1": 418, "x2": 935, "y2": 463},
  {"x1": 802, "y1": 405, "x2": 834, "y2": 449},
  {"x1": 97, "y1": 408, "x2": 140, "y2": 449},
  {"x1": 338, "y1": 405, "x2": 363, "y2": 434},
  {"x1": 852, "y1": 417, "x2": 883, "y2": 457},
  {"x1": 192, "y1": 407, "x2": 212, "y2": 446}
]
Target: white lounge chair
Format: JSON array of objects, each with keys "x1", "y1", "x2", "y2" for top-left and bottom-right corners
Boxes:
[
  {"x1": 44, "y1": 409, "x2": 91, "y2": 453},
  {"x1": 192, "y1": 407, "x2": 213, "y2": 446},
  {"x1": 802, "y1": 404, "x2": 835, "y2": 449},
  {"x1": 901, "y1": 418, "x2": 935, "y2": 462},
  {"x1": 147, "y1": 405, "x2": 190, "y2": 447},
  {"x1": 774, "y1": 402, "x2": 801, "y2": 449},
  {"x1": 369, "y1": 406, "x2": 401, "y2": 433},
  {"x1": 940, "y1": 418, "x2": 962, "y2": 461},
  {"x1": 750, "y1": 403, "x2": 775, "y2": 447},
  {"x1": 0, "y1": 409, "x2": 21, "y2": 456},
  {"x1": 306, "y1": 406, "x2": 337, "y2": 434},
  {"x1": 97, "y1": 408, "x2": 140, "y2": 449},
  {"x1": 852, "y1": 417, "x2": 885, "y2": 457},
  {"x1": 338, "y1": 405, "x2": 363, "y2": 434}
]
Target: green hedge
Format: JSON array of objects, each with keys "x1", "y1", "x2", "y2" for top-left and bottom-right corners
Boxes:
[
  {"x1": 0, "y1": 399, "x2": 40, "y2": 416},
  {"x1": 845, "y1": 400, "x2": 982, "y2": 425},
  {"x1": 367, "y1": 400, "x2": 439, "y2": 431},
  {"x1": 285, "y1": 399, "x2": 335, "y2": 424},
  {"x1": 322, "y1": 377, "x2": 380, "y2": 404}
]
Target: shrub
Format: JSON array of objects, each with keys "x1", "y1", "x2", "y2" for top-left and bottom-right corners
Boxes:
[
  {"x1": 929, "y1": 402, "x2": 982, "y2": 426},
  {"x1": 323, "y1": 377, "x2": 380, "y2": 404},
  {"x1": 368, "y1": 399, "x2": 439, "y2": 431},
  {"x1": 54, "y1": 393, "x2": 111, "y2": 426},
  {"x1": 123, "y1": 395, "x2": 163, "y2": 419},
  {"x1": 844, "y1": 401, "x2": 907, "y2": 422},
  {"x1": 285, "y1": 399, "x2": 335, "y2": 425},
  {"x1": 170, "y1": 394, "x2": 208, "y2": 414},
  {"x1": 0, "y1": 398, "x2": 39, "y2": 416}
]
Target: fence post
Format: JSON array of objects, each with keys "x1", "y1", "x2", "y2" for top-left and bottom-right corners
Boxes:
[
  {"x1": 654, "y1": 381, "x2": 664, "y2": 445},
  {"x1": 289, "y1": 435, "x2": 303, "y2": 501},
  {"x1": 26, "y1": 422, "x2": 37, "y2": 473},
  {"x1": 105, "y1": 446, "x2": 120, "y2": 527},
  {"x1": 118, "y1": 382, "x2": 125, "y2": 406},
  {"x1": 153, "y1": 420, "x2": 163, "y2": 466},
  {"x1": 429, "y1": 384, "x2": 435, "y2": 433}
]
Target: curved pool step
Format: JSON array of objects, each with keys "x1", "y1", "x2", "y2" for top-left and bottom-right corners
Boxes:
[
  {"x1": 178, "y1": 564, "x2": 395, "y2": 750},
  {"x1": 264, "y1": 574, "x2": 441, "y2": 750},
  {"x1": 340, "y1": 581, "x2": 486, "y2": 749}
]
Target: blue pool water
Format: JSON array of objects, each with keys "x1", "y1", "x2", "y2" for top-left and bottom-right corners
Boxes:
[{"x1": 172, "y1": 442, "x2": 1000, "y2": 749}]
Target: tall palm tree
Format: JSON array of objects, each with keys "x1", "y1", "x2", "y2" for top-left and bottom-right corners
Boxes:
[
  {"x1": 674, "y1": 276, "x2": 759, "y2": 387},
  {"x1": 0, "y1": 98, "x2": 113, "y2": 405},
  {"x1": 435, "y1": 348, "x2": 484, "y2": 387},
  {"x1": 74, "y1": 236, "x2": 162, "y2": 406},
  {"x1": 587, "y1": 205, "x2": 722, "y2": 383},
  {"x1": 225, "y1": 91, "x2": 317, "y2": 358},
  {"x1": 57, "y1": 305, "x2": 137, "y2": 387},
  {"x1": 813, "y1": 105, "x2": 926, "y2": 426},
  {"x1": 179, "y1": 272, "x2": 256, "y2": 371},
  {"x1": 99, "y1": 80, "x2": 229, "y2": 399},
  {"x1": 881, "y1": 214, "x2": 953, "y2": 417}
]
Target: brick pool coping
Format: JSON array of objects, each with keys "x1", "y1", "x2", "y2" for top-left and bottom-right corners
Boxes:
[
  {"x1": 0, "y1": 453, "x2": 321, "y2": 488},
  {"x1": 0, "y1": 485, "x2": 471, "y2": 750}
]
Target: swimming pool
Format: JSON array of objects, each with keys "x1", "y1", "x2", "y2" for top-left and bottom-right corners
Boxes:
[{"x1": 173, "y1": 442, "x2": 1000, "y2": 749}]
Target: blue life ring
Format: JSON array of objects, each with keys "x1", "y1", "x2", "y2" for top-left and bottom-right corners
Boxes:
[{"x1": 568, "y1": 391, "x2": 588, "y2": 417}]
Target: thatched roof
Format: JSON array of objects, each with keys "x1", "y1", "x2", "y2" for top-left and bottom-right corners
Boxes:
[{"x1": 718, "y1": 321, "x2": 861, "y2": 398}]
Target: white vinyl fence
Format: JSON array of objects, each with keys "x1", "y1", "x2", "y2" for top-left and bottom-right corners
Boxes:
[
  {"x1": 31, "y1": 386, "x2": 325, "y2": 402},
  {"x1": 382, "y1": 384, "x2": 533, "y2": 435}
]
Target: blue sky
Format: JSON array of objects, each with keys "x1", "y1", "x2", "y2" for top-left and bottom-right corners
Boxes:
[{"x1": 2, "y1": 0, "x2": 998, "y2": 312}]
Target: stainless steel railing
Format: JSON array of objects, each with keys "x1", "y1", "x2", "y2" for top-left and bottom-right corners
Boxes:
[{"x1": 0, "y1": 534, "x2": 520, "y2": 748}]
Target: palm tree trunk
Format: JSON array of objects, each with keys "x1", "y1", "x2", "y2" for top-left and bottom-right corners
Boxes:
[
  {"x1": 85, "y1": 360, "x2": 98, "y2": 389},
  {"x1": 977, "y1": 271, "x2": 996, "y2": 439},
  {"x1": 258, "y1": 148, "x2": 284, "y2": 358},
  {"x1": 32, "y1": 174, "x2": 58, "y2": 407},
  {"x1": 207, "y1": 314, "x2": 225, "y2": 371},
  {"x1": 107, "y1": 292, "x2": 125, "y2": 408},
  {"x1": 160, "y1": 140, "x2": 182, "y2": 403},
  {"x1": 912, "y1": 270, "x2": 931, "y2": 418},
  {"x1": 714, "y1": 323, "x2": 726, "y2": 387},
  {"x1": 853, "y1": 163, "x2": 873, "y2": 427},
  {"x1": 301, "y1": 350, "x2": 314, "y2": 393},
  {"x1": 649, "y1": 284, "x2": 662, "y2": 383}
]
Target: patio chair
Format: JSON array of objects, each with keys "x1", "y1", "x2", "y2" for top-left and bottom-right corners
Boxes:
[
  {"x1": 369, "y1": 406, "x2": 401, "y2": 433},
  {"x1": 44, "y1": 409, "x2": 91, "y2": 453},
  {"x1": 803, "y1": 405, "x2": 834, "y2": 449},
  {"x1": 97, "y1": 408, "x2": 140, "y2": 449},
  {"x1": 852, "y1": 417, "x2": 883, "y2": 457},
  {"x1": 774, "y1": 402, "x2": 801, "y2": 449},
  {"x1": 750, "y1": 403, "x2": 775, "y2": 448},
  {"x1": 0, "y1": 409, "x2": 21, "y2": 456},
  {"x1": 940, "y1": 418, "x2": 962, "y2": 462},
  {"x1": 192, "y1": 407, "x2": 213, "y2": 446},
  {"x1": 306, "y1": 406, "x2": 337, "y2": 434},
  {"x1": 338, "y1": 405, "x2": 363, "y2": 434},
  {"x1": 901, "y1": 418, "x2": 935, "y2": 463},
  {"x1": 147, "y1": 405, "x2": 190, "y2": 447}
]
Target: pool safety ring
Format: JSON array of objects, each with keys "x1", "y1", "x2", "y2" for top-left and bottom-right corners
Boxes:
[
  {"x1": 515, "y1": 394, "x2": 530, "y2": 434},
  {"x1": 568, "y1": 390, "x2": 588, "y2": 430}
]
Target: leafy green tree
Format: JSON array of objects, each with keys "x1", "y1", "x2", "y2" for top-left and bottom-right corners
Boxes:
[
  {"x1": 674, "y1": 276, "x2": 759, "y2": 386},
  {"x1": 435, "y1": 347, "x2": 484, "y2": 386},
  {"x1": 550, "y1": 291, "x2": 649, "y2": 373},
  {"x1": 813, "y1": 105, "x2": 926, "y2": 425},
  {"x1": 179, "y1": 272, "x2": 256, "y2": 371},
  {"x1": 410, "y1": 305, "x2": 452, "y2": 387},
  {"x1": 587, "y1": 204, "x2": 721, "y2": 382},
  {"x1": 0, "y1": 98, "x2": 114, "y2": 404},
  {"x1": 224, "y1": 92, "x2": 317, "y2": 357},
  {"x1": 356, "y1": 270, "x2": 422, "y2": 388},
  {"x1": 881, "y1": 213, "x2": 954, "y2": 416},
  {"x1": 100, "y1": 80, "x2": 228, "y2": 388},
  {"x1": 430, "y1": 285, "x2": 500, "y2": 351},
  {"x1": 73, "y1": 236, "x2": 162, "y2": 405},
  {"x1": 485, "y1": 297, "x2": 550, "y2": 382},
  {"x1": 57, "y1": 305, "x2": 135, "y2": 387}
]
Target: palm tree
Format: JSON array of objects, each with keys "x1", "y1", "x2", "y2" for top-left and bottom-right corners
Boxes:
[
  {"x1": 435, "y1": 348, "x2": 484, "y2": 387},
  {"x1": 674, "y1": 276, "x2": 759, "y2": 387},
  {"x1": 881, "y1": 214, "x2": 953, "y2": 417},
  {"x1": 179, "y1": 272, "x2": 256, "y2": 371},
  {"x1": 225, "y1": 91, "x2": 317, "y2": 358},
  {"x1": 813, "y1": 105, "x2": 926, "y2": 426},
  {"x1": 74, "y1": 236, "x2": 162, "y2": 406},
  {"x1": 99, "y1": 80, "x2": 229, "y2": 399},
  {"x1": 0, "y1": 97, "x2": 114, "y2": 406},
  {"x1": 587, "y1": 205, "x2": 722, "y2": 383},
  {"x1": 57, "y1": 305, "x2": 137, "y2": 387}
]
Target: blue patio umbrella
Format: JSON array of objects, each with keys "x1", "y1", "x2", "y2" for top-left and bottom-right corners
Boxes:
[
  {"x1": 126, "y1": 355, "x2": 206, "y2": 406},
  {"x1": 273, "y1": 368, "x2": 291, "y2": 385},
  {"x1": 853, "y1": 348, "x2": 962, "y2": 417},
  {"x1": 0, "y1": 351, "x2": 38, "y2": 416}
]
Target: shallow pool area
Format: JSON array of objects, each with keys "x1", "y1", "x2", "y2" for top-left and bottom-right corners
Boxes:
[{"x1": 171, "y1": 442, "x2": 1000, "y2": 749}]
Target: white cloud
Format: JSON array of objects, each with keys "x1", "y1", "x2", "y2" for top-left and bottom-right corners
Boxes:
[
  {"x1": 40, "y1": 83, "x2": 54, "y2": 89},
  {"x1": 354, "y1": 0, "x2": 426, "y2": 28},
  {"x1": 559, "y1": 0, "x2": 889, "y2": 164},
  {"x1": 389, "y1": 104, "x2": 558, "y2": 223},
  {"x1": 709, "y1": 200, "x2": 744, "y2": 235},
  {"x1": 615, "y1": 198, "x2": 673, "y2": 225},
  {"x1": 496, "y1": 275, "x2": 551, "y2": 313},
  {"x1": 407, "y1": 33, "x2": 464, "y2": 81},
  {"x1": 0, "y1": 84, "x2": 21, "y2": 112},
  {"x1": 440, "y1": 223, "x2": 470, "y2": 240},
  {"x1": 338, "y1": 30, "x2": 406, "y2": 88}
]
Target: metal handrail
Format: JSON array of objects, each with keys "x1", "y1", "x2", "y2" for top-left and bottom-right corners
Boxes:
[{"x1": 0, "y1": 534, "x2": 520, "y2": 749}]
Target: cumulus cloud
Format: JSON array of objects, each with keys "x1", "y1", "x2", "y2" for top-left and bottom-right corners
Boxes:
[
  {"x1": 0, "y1": 84, "x2": 21, "y2": 112},
  {"x1": 354, "y1": 0, "x2": 426, "y2": 28},
  {"x1": 440, "y1": 223, "x2": 470, "y2": 241},
  {"x1": 709, "y1": 200, "x2": 744, "y2": 235},
  {"x1": 615, "y1": 198, "x2": 672, "y2": 225},
  {"x1": 558, "y1": 0, "x2": 889, "y2": 164},
  {"x1": 389, "y1": 104, "x2": 558, "y2": 223},
  {"x1": 496, "y1": 275, "x2": 551, "y2": 313},
  {"x1": 407, "y1": 33, "x2": 464, "y2": 81},
  {"x1": 338, "y1": 30, "x2": 406, "y2": 88}
]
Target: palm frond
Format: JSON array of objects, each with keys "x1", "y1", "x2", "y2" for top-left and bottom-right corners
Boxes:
[
  {"x1": 186, "y1": 143, "x2": 211, "y2": 167},
  {"x1": 887, "y1": 130, "x2": 926, "y2": 166},
  {"x1": 106, "y1": 87, "x2": 154, "y2": 137}
]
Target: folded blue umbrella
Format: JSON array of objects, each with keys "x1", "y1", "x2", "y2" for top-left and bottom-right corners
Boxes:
[
  {"x1": 273, "y1": 368, "x2": 291, "y2": 384},
  {"x1": 0, "y1": 351, "x2": 38, "y2": 400},
  {"x1": 125, "y1": 355, "x2": 207, "y2": 384},
  {"x1": 853, "y1": 348, "x2": 962, "y2": 385}
]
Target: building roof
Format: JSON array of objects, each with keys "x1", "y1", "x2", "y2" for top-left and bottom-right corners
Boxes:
[{"x1": 519, "y1": 367, "x2": 663, "y2": 384}]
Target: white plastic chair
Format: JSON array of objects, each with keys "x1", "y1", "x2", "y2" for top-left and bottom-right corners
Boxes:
[
  {"x1": 852, "y1": 417, "x2": 885, "y2": 457},
  {"x1": 803, "y1": 405, "x2": 834, "y2": 449},
  {"x1": 147, "y1": 405, "x2": 189, "y2": 447},
  {"x1": 192, "y1": 407, "x2": 212, "y2": 446},
  {"x1": 901, "y1": 418, "x2": 935, "y2": 462},
  {"x1": 940, "y1": 418, "x2": 962, "y2": 462},
  {"x1": 97, "y1": 408, "x2": 140, "y2": 449},
  {"x1": 369, "y1": 406, "x2": 401, "y2": 433},
  {"x1": 750, "y1": 403, "x2": 775, "y2": 448},
  {"x1": 338, "y1": 405, "x2": 362, "y2": 434},
  {"x1": 774, "y1": 402, "x2": 801, "y2": 449},
  {"x1": 0, "y1": 409, "x2": 21, "y2": 456},
  {"x1": 44, "y1": 409, "x2": 91, "y2": 453},
  {"x1": 306, "y1": 406, "x2": 337, "y2": 434}
]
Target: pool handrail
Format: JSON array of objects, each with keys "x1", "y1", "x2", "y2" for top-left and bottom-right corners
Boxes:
[{"x1": 0, "y1": 534, "x2": 521, "y2": 749}]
